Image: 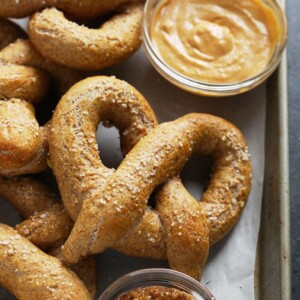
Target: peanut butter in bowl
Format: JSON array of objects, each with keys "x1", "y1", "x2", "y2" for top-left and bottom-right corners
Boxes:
[{"x1": 151, "y1": 0, "x2": 281, "y2": 84}]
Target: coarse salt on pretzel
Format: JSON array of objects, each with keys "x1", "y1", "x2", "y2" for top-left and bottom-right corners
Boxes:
[
  {"x1": 28, "y1": 2, "x2": 144, "y2": 70},
  {"x1": 0, "y1": 99, "x2": 50, "y2": 176},
  {"x1": 0, "y1": 21, "x2": 81, "y2": 176},
  {"x1": 0, "y1": 176, "x2": 97, "y2": 298},
  {"x1": 61, "y1": 113, "x2": 251, "y2": 278},
  {"x1": 0, "y1": 0, "x2": 131, "y2": 19},
  {"x1": 0, "y1": 224, "x2": 91, "y2": 300},
  {"x1": 0, "y1": 38, "x2": 82, "y2": 101},
  {"x1": 49, "y1": 76, "x2": 251, "y2": 279},
  {"x1": 49, "y1": 76, "x2": 157, "y2": 220}
]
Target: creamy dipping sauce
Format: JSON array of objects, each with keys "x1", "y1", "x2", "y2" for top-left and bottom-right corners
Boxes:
[{"x1": 151, "y1": 0, "x2": 280, "y2": 83}]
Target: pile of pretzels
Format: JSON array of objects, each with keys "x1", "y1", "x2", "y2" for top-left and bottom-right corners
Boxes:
[{"x1": 0, "y1": 1, "x2": 252, "y2": 299}]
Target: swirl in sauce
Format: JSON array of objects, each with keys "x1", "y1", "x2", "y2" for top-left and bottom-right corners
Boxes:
[{"x1": 151, "y1": 0, "x2": 280, "y2": 83}]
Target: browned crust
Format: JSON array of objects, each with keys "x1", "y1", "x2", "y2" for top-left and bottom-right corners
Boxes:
[
  {"x1": 0, "y1": 224, "x2": 91, "y2": 300},
  {"x1": 0, "y1": 99, "x2": 49, "y2": 175},
  {"x1": 28, "y1": 2, "x2": 143, "y2": 70},
  {"x1": 0, "y1": 22, "x2": 81, "y2": 176},
  {"x1": 0, "y1": 0, "x2": 131, "y2": 19},
  {"x1": 0, "y1": 18, "x2": 26, "y2": 50},
  {"x1": 62, "y1": 112, "x2": 251, "y2": 275},
  {"x1": 49, "y1": 76, "x2": 157, "y2": 220},
  {"x1": 0, "y1": 39, "x2": 82, "y2": 99},
  {"x1": 0, "y1": 176, "x2": 96, "y2": 298},
  {"x1": 48, "y1": 76, "x2": 251, "y2": 279},
  {"x1": 48, "y1": 241, "x2": 97, "y2": 299},
  {"x1": 0, "y1": 176, "x2": 58, "y2": 218}
]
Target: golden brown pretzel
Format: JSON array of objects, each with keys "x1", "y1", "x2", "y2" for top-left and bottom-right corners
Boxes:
[
  {"x1": 0, "y1": 18, "x2": 26, "y2": 51},
  {"x1": 0, "y1": 38, "x2": 82, "y2": 102},
  {"x1": 49, "y1": 76, "x2": 251, "y2": 279},
  {"x1": 0, "y1": 22, "x2": 81, "y2": 176},
  {"x1": 0, "y1": 175, "x2": 73, "y2": 249},
  {"x1": 28, "y1": 2, "x2": 143, "y2": 70},
  {"x1": 0, "y1": 224, "x2": 91, "y2": 300},
  {"x1": 0, "y1": 176, "x2": 97, "y2": 298},
  {"x1": 0, "y1": 20, "x2": 49, "y2": 103},
  {"x1": 0, "y1": 175, "x2": 57, "y2": 218},
  {"x1": 0, "y1": 0, "x2": 131, "y2": 19},
  {"x1": 49, "y1": 76, "x2": 157, "y2": 221}
]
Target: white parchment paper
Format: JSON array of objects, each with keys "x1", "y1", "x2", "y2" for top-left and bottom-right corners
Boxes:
[{"x1": 0, "y1": 20, "x2": 265, "y2": 300}]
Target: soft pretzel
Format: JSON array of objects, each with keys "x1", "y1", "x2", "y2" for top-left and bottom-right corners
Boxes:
[
  {"x1": 49, "y1": 76, "x2": 251, "y2": 279},
  {"x1": 0, "y1": 0, "x2": 131, "y2": 19},
  {"x1": 48, "y1": 241, "x2": 97, "y2": 299},
  {"x1": 0, "y1": 99, "x2": 50, "y2": 176},
  {"x1": 0, "y1": 176, "x2": 96, "y2": 298},
  {"x1": 0, "y1": 18, "x2": 26, "y2": 51},
  {"x1": 0, "y1": 20, "x2": 49, "y2": 103},
  {"x1": 28, "y1": 2, "x2": 143, "y2": 70},
  {"x1": 0, "y1": 175, "x2": 57, "y2": 218},
  {"x1": 0, "y1": 38, "x2": 82, "y2": 101},
  {"x1": 0, "y1": 175, "x2": 73, "y2": 248},
  {"x1": 49, "y1": 76, "x2": 157, "y2": 220},
  {"x1": 0, "y1": 224, "x2": 91, "y2": 300},
  {"x1": 0, "y1": 22, "x2": 81, "y2": 176}
]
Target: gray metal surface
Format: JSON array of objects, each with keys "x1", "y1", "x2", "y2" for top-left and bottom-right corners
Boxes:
[
  {"x1": 287, "y1": 0, "x2": 300, "y2": 299},
  {"x1": 255, "y1": 50, "x2": 291, "y2": 299}
]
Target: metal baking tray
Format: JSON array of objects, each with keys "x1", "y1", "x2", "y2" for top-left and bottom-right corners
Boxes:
[
  {"x1": 0, "y1": 1, "x2": 291, "y2": 298},
  {"x1": 254, "y1": 0, "x2": 291, "y2": 296}
]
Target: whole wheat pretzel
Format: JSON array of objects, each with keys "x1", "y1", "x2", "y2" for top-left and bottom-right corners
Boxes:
[
  {"x1": 0, "y1": 0, "x2": 131, "y2": 19},
  {"x1": 28, "y1": 2, "x2": 143, "y2": 70},
  {"x1": 0, "y1": 18, "x2": 26, "y2": 52},
  {"x1": 49, "y1": 76, "x2": 252, "y2": 279},
  {"x1": 0, "y1": 176, "x2": 97, "y2": 298},
  {"x1": 0, "y1": 224, "x2": 91, "y2": 300},
  {"x1": 0, "y1": 21, "x2": 81, "y2": 176}
]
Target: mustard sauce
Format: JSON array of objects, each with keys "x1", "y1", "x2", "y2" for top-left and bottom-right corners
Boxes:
[{"x1": 151, "y1": 0, "x2": 280, "y2": 83}]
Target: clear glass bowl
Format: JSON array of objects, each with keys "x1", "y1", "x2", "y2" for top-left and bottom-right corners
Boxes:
[
  {"x1": 142, "y1": 0, "x2": 287, "y2": 96},
  {"x1": 99, "y1": 268, "x2": 215, "y2": 300}
]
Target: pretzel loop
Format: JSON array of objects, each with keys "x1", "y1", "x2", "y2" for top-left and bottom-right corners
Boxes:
[
  {"x1": 28, "y1": 2, "x2": 144, "y2": 71},
  {"x1": 49, "y1": 76, "x2": 252, "y2": 279},
  {"x1": 0, "y1": 20, "x2": 81, "y2": 176}
]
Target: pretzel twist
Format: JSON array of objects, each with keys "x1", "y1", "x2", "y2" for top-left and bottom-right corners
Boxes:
[
  {"x1": 0, "y1": 176, "x2": 97, "y2": 298},
  {"x1": 0, "y1": 224, "x2": 91, "y2": 300},
  {"x1": 48, "y1": 76, "x2": 251, "y2": 279},
  {"x1": 28, "y1": 2, "x2": 144, "y2": 70},
  {"x1": 0, "y1": 21, "x2": 81, "y2": 176}
]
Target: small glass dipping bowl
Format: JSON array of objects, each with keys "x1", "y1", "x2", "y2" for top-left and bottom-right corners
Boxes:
[
  {"x1": 142, "y1": 0, "x2": 287, "y2": 96},
  {"x1": 99, "y1": 268, "x2": 215, "y2": 300}
]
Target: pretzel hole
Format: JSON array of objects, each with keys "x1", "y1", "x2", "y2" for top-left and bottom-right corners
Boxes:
[
  {"x1": 0, "y1": 198, "x2": 22, "y2": 227},
  {"x1": 96, "y1": 122, "x2": 123, "y2": 169},
  {"x1": 181, "y1": 155, "x2": 211, "y2": 201},
  {"x1": 64, "y1": 10, "x2": 117, "y2": 29}
]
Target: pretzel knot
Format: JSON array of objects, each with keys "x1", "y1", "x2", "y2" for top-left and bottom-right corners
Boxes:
[
  {"x1": 26, "y1": 1, "x2": 143, "y2": 71},
  {"x1": 49, "y1": 76, "x2": 252, "y2": 279},
  {"x1": 0, "y1": 20, "x2": 81, "y2": 176}
]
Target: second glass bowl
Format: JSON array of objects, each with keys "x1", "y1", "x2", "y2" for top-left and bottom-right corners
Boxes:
[{"x1": 99, "y1": 268, "x2": 215, "y2": 300}]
